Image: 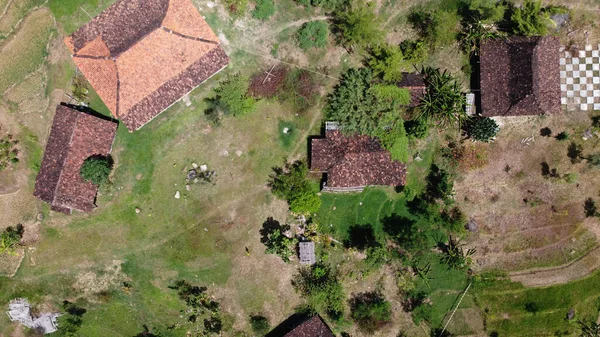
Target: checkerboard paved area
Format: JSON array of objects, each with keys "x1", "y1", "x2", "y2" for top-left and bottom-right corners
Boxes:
[{"x1": 560, "y1": 45, "x2": 600, "y2": 111}]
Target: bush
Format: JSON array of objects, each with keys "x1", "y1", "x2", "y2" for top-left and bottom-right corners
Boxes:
[
  {"x1": 296, "y1": 0, "x2": 346, "y2": 10},
  {"x1": 588, "y1": 154, "x2": 600, "y2": 169},
  {"x1": 298, "y1": 21, "x2": 329, "y2": 49},
  {"x1": 269, "y1": 161, "x2": 321, "y2": 214},
  {"x1": 292, "y1": 263, "x2": 345, "y2": 318},
  {"x1": 405, "y1": 119, "x2": 429, "y2": 139},
  {"x1": 335, "y1": 0, "x2": 383, "y2": 49},
  {"x1": 80, "y1": 155, "x2": 112, "y2": 186},
  {"x1": 58, "y1": 301, "x2": 87, "y2": 337},
  {"x1": 461, "y1": 0, "x2": 506, "y2": 24},
  {"x1": 556, "y1": 131, "x2": 570, "y2": 141},
  {"x1": 250, "y1": 315, "x2": 270, "y2": 336},
  {"x1": 408, "y1": 8, "x2": 460, "y2": 47},
  {"x1": 465, "y1": 116, "x2": 499, "y2": 142},
  {"x1": 350, "y1": 292, "x2": 392, "y2": 333},
  {"x1": 426, "y1": 164, "x2": 454, "y2": 201},
  {"x1": 206, "y1": 73, "x2": 256, "y2": 118},
  {"x1": 264, "y1": 229, "x2": 298, "y2": 262},
  {"x1": 252, "y1": 0, "x2": 275, "y2": 20},
  {"x1": 0, "y1": 135, "x2": 19, "y2": 171}
]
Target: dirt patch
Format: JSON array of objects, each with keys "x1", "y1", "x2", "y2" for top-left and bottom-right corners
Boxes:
[
  {"x1": 456, "y1": 113, "x2": 600, "y2": 272},
  {"x1": 73, "y1": 260, "x2": 128, "y2": 301},
  {"x1": 0, "y1": 248, "x2": 25, "y2": 276},
  {"x1": 249, "y1": 65, "x2": 289, "y2": 98}
]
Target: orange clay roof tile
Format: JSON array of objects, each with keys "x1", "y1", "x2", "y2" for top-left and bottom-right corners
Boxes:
[{"x1": 66, "y1": 0, "x2": 229, "y2": 131}]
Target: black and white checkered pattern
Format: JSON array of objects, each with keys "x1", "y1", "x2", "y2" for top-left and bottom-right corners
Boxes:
[{"x1": 560, "y1": 45, "x2": 600, "y2": 111}]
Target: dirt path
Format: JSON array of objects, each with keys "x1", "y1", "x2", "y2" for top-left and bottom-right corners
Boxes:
[
  {"x1": 509, "y1": 244, "x2": 600, "y2": 287},
  {"x1": 265, "y1": 16, "x2": 330, "y2": 38}
]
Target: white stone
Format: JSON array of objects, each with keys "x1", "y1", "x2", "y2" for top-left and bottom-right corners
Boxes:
[
  {"x1": 594, "y1": 64, "x2": 600, "y2": 71},
  {"x1": 135, "y1": 208, "x2": 141, "y2": 214},
  {"x1": 579, "y1": 63, "x2": 587, "y2": 71},
  {"x1": 566, "y1": 77, "x2": 574, "y2": 84},
  {"x1": 200, "y1": 164, "x2": 208, "y2": 171},
  {"x1": 283, "y1": 127, "x2": 289, "y2": 133},
  {"x1": 206, "y1": 1, "x2": 215, "y2": 7},
  {"x1": 581, "y1": 103, "x2": 588, "y2": 110},
  {"x1": 192, "y1": 163, "x2": 198, "y2": 169},
  {"x1": 561, "y1": 84, "x2": 567, "y2": 91},
  {"x1": 573, "y1": 58, "x2": 580, "y2": 65},
  {"x1": 586, "y1": 57, "x2": 594, "y2": 64},
  {"x1": 593, "y1": 50, "x2": 600, "y2": 57},
  {"x1": 586, "y1": 44, "x2": 593, "y2": 51},
  {"x1": 579, "y1": 50, "x2": 586, "y2": 57},
  {"x1": 561, "y1": 97, "x2": 567, "y2": 105},
  {"x1": 174, "y1": 191, "x2": 180, "y2": 199},
  {"x1": 560, "y1": 58, "x2": 566, "y2": 65},
  {"x1": 587, "y1": 96, "x2": 595, "y2": 104},
  {"x1": 594, "y1": 77, "x2": 600, "y2": 84},
  {"x1": 566, "y1": 64, "x2": 573, "y2": 71}
]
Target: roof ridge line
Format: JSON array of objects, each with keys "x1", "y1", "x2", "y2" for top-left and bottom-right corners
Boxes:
[
  {"x1": 72, "y1": 54, "x2": 112, "y2": 60},
  {"x1": 160, "y1": 26, "x2": 219, "y2": 45},
  {"x1": 114, "y1": 59, "x2": 121, "y2": 118},
  {"x1": 51, "y1": 110, "x2": 81, "y2": 207}
]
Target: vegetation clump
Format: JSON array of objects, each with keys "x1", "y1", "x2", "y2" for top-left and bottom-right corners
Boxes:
[
  {"x1": 269, "y1": 161, "x2": 321, "y2": 214},
  {"x1": 350, "y1": 292, "x2": 392, "y2": 333},
  {"x1": 80, "y1": 155, "x2": 112, "y2": 186},
  {"x1": 297, "y1": 21, "x2": 329, "y2": 49},
  {"x1": 418, "y1": 67, "x2": 467, "y2": 128},
  {"x1": 0, "y1": 134, "x2": 19, "y2": 171},
  {"x1": 206, "y1": 73, "x2": 256, "y2": 123},
  {"x1": 440, "y1": 236, "x2": 475, "y2": 270},
  {"x1": 292, "y1": 263, "x2": 345, "y2": 319},
  {"x1": 58, "y1": 301, "x2": 87, "y2": 337},
  {"x1": 465, "y1": 116, "x2": 499, "y2": 142},
  {"x1": 507, "y1": 0, "x2": 566, "y2": 37},
  {"x1": 249, "y1": 315, "x2": 270, "y2": 336},
  {"x1": 263, "y1": 226, "x2": 298, "y2": 262},
  {"x1": 170, "y1": 280, "x2": 224, "y2": 336},
  {"x1": 335, "y1": 0, "x2": 382, "y2": 50},
  {"x1": 252, "y1": 0, "x2": 275, "y2": 20},
  {"x1": 0, "y1": 224, "x2": 24, "y2": 255}
]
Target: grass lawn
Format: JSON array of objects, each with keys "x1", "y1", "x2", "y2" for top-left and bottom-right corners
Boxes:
[{"x1": 475, "y1": 270, "x2": 600, "y2": 336}]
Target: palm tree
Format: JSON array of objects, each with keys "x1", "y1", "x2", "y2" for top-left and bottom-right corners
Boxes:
[
  {"x1": 440, "y1": 236, "x2": 476, "y2": 270},
  {"x1": 579, "y1": 319, "x2": 600, "y2": 337},
  {"x1": 417, "y1": 67, "x2": 468, "y2": 128}
]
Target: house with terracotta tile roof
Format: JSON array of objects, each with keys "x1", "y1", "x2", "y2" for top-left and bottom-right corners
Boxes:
[
  {"x1": 34, "y1": 105, "x2": 118, "y2": 214},
  {"x1": 479, "y1": 36, "x2": 561, "y2": 117},
  {"x1": 65, "y1": 0, "x2": 229, "y2": 131},
  {"x1": 310, "y1": 123, "x2": 406, "y2": 192}
]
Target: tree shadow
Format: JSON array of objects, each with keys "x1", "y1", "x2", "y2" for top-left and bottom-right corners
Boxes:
[
  {"x1": 344, "y1": 224, "x2": 379, "y2": 251},
  {"x1": 584, "y1": 198, "x2": 597, "y2": 217},
  {"x1": 260, "y1": 217, "x2": 290, "y2": 244},
  {"x1": 540, "y1": 127, "x2": 552, "y2": 137},
  {"x1": 568, "y1": 142, "x2": 583, "y2": 164}
]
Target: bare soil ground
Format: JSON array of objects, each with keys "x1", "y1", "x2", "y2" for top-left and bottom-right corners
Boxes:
[{"x1": 456, "y1": 112, "x2": 600, "y2": 274}]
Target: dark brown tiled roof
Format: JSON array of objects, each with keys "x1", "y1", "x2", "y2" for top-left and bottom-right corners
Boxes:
[
  {"x1": 311, "y1": 130, "x2": 406, "y2": 188},
  {"x1": 398, "y1": 72, "x2": 426, "y2": 107},
  {"x1": 65, "y1": 0, "x2": 229, "y2": 131},
  {"x1": 34, "y1": 105, "x2": 117, "y2": 213},
  {"x1": 283, "y1": 315, "x2": 335, "y2": 337},
  {"x1": 479, "y1": 36, "x2": 561, "y2": 117}
]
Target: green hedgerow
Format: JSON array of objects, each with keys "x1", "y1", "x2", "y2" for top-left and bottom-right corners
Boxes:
[
  {"x1": 297, "y1": 21, "x2": 329, "y2": 49},
  {"x1": 80, "y1": 155, "x2": 112, "y2": 186}
]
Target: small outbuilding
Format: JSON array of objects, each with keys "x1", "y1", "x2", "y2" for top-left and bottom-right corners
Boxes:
[
  {"x1": 298, "y1": 241, "x2": 316, "y2": 265},
  {"x1": 34, "y1": 105, "x2": 118, "y2": 214},
  {"x1": 479, "y1": 36, "x2": 561, "y2": 117},
  {"x1": 397, "y1": 72, "x2": 426, "y2": 107}
]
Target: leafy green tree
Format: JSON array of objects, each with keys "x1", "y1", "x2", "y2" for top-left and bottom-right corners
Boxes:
[
  {"x1": 376, "y1": 119, "x2": 409, "y2": 162},
  {"x1": 368, "y1": 44, "x2": 411, "y2": 82},
  {"x1": 292, "y1": 263, "x2": 345, "y2": 318},
  {"x1": 249, "y1": 315, "x2": 270, "y2": 336},
  {"x1": 350, "y1": 292, "x2": 392, "y2": 333},
  {"x1": 207, "y1": 73, "x2": 256, "y2": 118},
  {"x1": 508, "y1": 0, "x2": 566, "y2": 36},
  {"x1": 325, "y1": 68, "x2": 399, "y2": 136},
  {"x1": 335, "y1": 0, "x2": 383, "y2": 49},
  {"x1": 264, "y1": 229, "x2": 298, "y2": 262},
  {"x1": 588, "y1": 154, "x2": 600, "y2": 168},
  {"x1": 0, "y1": 134, "x2": 19, "y2": 171},
  {"x1": 80, "y1": 155, "x2": 112, "y2": 186},
  {"x1": 408, "y1": 8, "x2": 460, "y2": 47},
  {"x1": 298, "y1": 21, "x2": 329, "y2": 49},
  {"x1": 426, "y1": 164, "x2": 454, "y2": 201},
  {"x1": 460, "y1": 0, "x2": 506, "y2": 24},
  {"x1": 0, "y1": 224, "x2": 23, "y2": 255},
  {"x1": 382, "y1": 215, "x2": 431, "y2": 252},
  {"x1": 368, "y1": 85, "x2": 411, "y2": 106},
  {"x1": 465, "y1": 116, "x2": 499, "y2": 142},
  {"x1": 418, "y1": 67, "x2": 467, "y2": 128},
  {"x1": 252, "y1": 0, "x2": 275, "y2": 20},
  {"x1": 269, "y1": 161, "x2": 321, "y2": 214}
]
